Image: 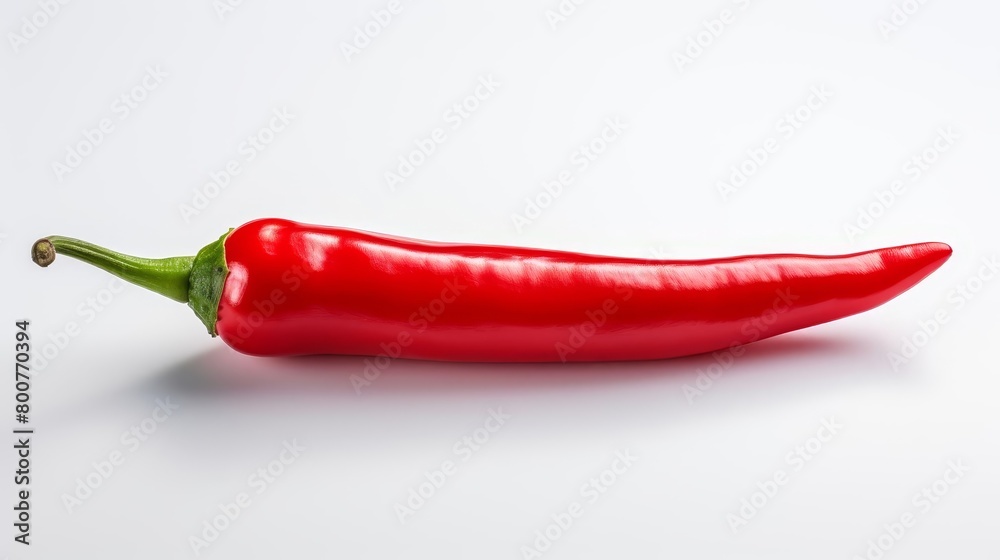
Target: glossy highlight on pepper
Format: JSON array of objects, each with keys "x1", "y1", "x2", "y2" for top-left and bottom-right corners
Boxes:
[{"x1": 31, "y1": 218, "x2": 952, "y2": 362}]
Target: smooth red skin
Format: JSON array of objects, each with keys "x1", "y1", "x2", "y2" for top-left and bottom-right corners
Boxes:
[{"x1": 214, "y1": 218, "x2": 952, "y2": 361}]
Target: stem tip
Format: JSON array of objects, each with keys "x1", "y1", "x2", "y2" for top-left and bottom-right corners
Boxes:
[{"x1": 32, "y1": 238, "x2": 56, "y2": 267}]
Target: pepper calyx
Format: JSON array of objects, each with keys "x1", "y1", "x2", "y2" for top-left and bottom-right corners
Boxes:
[{"x1": 188, "y1": 230, "x2": 232, "y2": 337}]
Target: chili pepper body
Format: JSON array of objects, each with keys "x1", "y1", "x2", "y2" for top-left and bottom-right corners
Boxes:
[{"x1": 213, "y1": 219, "x2": 951, "y2": 361}]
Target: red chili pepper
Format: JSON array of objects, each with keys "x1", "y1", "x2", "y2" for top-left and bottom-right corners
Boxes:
[{"x1": 31, "y1": 218, "x2": 951, "y2": 361}]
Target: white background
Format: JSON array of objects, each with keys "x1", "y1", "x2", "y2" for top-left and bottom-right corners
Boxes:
[{"x1": 2, "y1": 0, "x2": 999, "y2": 558}]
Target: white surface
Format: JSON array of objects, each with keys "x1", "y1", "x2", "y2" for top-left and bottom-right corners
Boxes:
[{"x1": 2, "y1": 1, "x2": 999, "y2": 558}]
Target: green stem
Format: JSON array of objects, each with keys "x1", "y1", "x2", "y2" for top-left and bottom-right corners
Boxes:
[{"x1": 31, "y1": 236, "x2": 195, "y2": 303}]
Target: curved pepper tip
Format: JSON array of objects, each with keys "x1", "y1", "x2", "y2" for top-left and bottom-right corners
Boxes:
[
  {"x1": 916, "y1": 241, "x2": 953, "y2": 266},
  {"x1": 892, "y1": 241, "x2": 952, "y2": 285}
]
